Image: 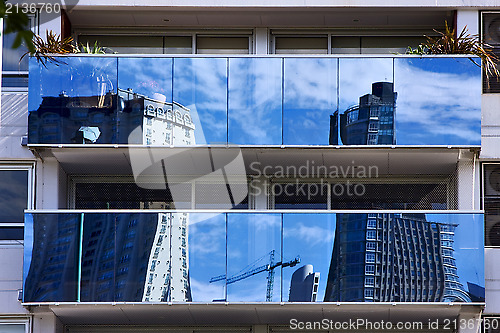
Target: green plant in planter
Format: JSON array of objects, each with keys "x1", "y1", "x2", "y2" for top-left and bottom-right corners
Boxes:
[
  {"x1": 20, "y1": 30, "x2": 77, "y2": 67},
  {"x1": 406, "y1": 21, "x2": 500, "y2": 80},
  {"x1": 77, "y1": 41, "x2": 107, "y2": 54}
]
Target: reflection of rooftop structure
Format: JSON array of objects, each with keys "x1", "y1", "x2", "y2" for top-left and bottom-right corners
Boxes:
[
  {"x1": 324, "y1": 213, "x2": 471, "y2": 302},
  {"x1": 330, "y1": 82, "x2": 397, "y2": 145},
  {"x1": 28, "y1": 89, "x2": 195, "y2": 145},
  {"x1": 288, "y1": 265, "x2": 320, "y2": 302}
]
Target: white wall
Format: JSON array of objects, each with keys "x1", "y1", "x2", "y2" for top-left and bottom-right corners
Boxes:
[{"x1": 0, "y1": 245, "x2": 28, "y2": 315}]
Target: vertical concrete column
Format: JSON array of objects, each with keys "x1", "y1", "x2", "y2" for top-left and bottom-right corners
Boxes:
[
  {"x1": 457, "y1": 150, "x2": 476, "y2": 210},
  {"x1": 456, "y1": 10, "x2": 479, "y2": 36},
  {"x1": 254, "y1": 28, "x2": 269, "y2": 55},
  {"x1": 32, "y1": 310, "x2": 64, "y2": 333},
  {"x1": 250, "y1": 176, "x2": 271, "y2": 210},
  {"x1": 36, "y1": 156, "x2": 67, "y2": 209}
]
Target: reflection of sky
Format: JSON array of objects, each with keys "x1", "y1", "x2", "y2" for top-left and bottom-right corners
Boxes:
[
  {"x1": 283, "y1": 58, "x2": 338, "y2": 145},
  {"x1": 228, "y1": 58, "x2": 282, "y2": 145},
  {"x1": 28, "y1": 56, "x2": 481, "y2": 146},
  {"x1": 29, "y1": 57, "x2": 118, "y2": 111},
  {"x1": 227, "y1": 214, "x2": 281, "y2": 302},
  {"x1": 283, "y1": 214, "x2": 335, "y2": 301},
  {"x1": 0, "y1": 170, "x2": 28, "y2": 223},
  {"x1": 188, "y1": 214, "x2": 226, "y2": 302},
  {"x1": 118, "y1": 58, "x2": 172, "y2": 99},
  {"x1": 339, "y1": 58, "x2": 393, "y2": 113},
  {"x1": 174, "y1": 58, "x2": 228, "y2": 144},
  {"x1": 394, "y1": 58, "x2": 481, "y2": 145},
  {"x1": 23, "y1": 213, "x2": 34, "y2": 296},
  {"x1": 427, "y1": 213, "x2": 484, "y2": 289}
]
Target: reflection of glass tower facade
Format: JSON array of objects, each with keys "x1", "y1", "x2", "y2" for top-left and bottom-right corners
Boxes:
[
  {"x1": 324, "y1": 213, "x2": 471, "y2": 302},
  {"x1": 330, "y1": 82, "x2": 396, "y2": 145}
]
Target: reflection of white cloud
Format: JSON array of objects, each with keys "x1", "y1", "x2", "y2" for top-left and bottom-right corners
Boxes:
[
  {"x1": 284, "y1": 59, "x2": 336, "y2": 109},
  {"x1": 253, "y1": 214, "x2": 281, "y2": 232},
  {"x1": 339, "y1": 58, "x2": 393, "y2": 110},
  {"x1": 228, "y1": 59, "x2": 282, "y2": 144},
  {"x1": 284, "y1": 223, "x2": 334, "y2": 246},
  {"x1": 190, "y1": 216, "x2": 225, "y2": 256},
  {"x1": 394, "y1": 60, "x2": 481, "y2": 141},
  {"x1": 190, "y1": 278, "x2": 225, "y2": 302}
]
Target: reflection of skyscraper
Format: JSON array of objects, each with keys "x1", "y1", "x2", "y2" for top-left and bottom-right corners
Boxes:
[
  {"x1": 143, "y1": 212, "x2": 191, "y2": 302},
  {"x1": 329, "y1": 82, "x2": 396, "y2": 145},
  {"x1": 324, "y1": 213, "x2": 471, "y2": 302},
  {"x1": 288, "y1": 265, "x2": 320, "y2": 302}
]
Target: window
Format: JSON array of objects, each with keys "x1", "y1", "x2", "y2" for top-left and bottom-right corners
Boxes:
[
  {"x1": 365, "y1": 277, "x2": 374, "y2": 286},
  {"x1": 366, "y1": 230, "x2": 376, "y2": 240},
  {"x1": 331, "y1": 36, "x2": 426, "y2": 54},
  {"x1": 366, "y1": 242, "x2": 376, "y2": 250},
  {"x1": 78, "y1": 33, "x2": 252, "y2": 55},
  {"x1": 274, "y1": 36, "x2": 328, "y2": 54},
  {"x1": 0, "y1": 165, "x2": 34, "y2": 240},
  {"x1": 365, "y1": 264, "x2": 375, "y2": 274},
  {"x1": 367, "y1": 219, "x2": 377, "y2": 228},
  {"x1": 2, "y1": 17, "x2": 35, "y2": 92},
  {"x1": 364, "y1": 288, "x2": 374, "y2": 298},
  {"x1": 366, "y1": 253, "x2": 375, "y2": 263}
]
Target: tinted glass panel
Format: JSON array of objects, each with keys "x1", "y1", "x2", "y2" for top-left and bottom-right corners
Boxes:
[
  {"x1": 23, "y1": 213, "x2": 80, "y2": 302},
  {"x1": 394, "y1": 57, "x2": 481, "y2": 145},
  {"x1": 28, "y1": 57, "x2": 118, "y2": 144},
  {"x1": 23, "y1": 212, "x2": 484, "y2": 303},
  {"x1": 283, "y1": 58, "x2": 337, "y2": 144},
  {"x1": 0, "y1": 170, "x2": 28, "y2": 223},
  {"x1": 275, "y1": 37, "x2": 328, "y2": 54},
  {"x1": 189, "y1": 213, "x2": 226, "y2": 301},
  {"x1": 0, "y1": 226, "x2": 24, "y2": 240},
  {"x1": 228, "y1": 58, "x2": 282, "y2": 145},
  {"x1": 173, "y1": 58, "x2": 228, "y2": 144},
  {"x1": 226, "y1": 213, "x2": 281, "y2": 301},
  {"x1": 197, "y1": 37, "x2": 249, "y2": 54}
]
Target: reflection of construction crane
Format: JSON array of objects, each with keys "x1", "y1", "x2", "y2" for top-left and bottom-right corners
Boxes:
[{"x1": 210, "y1": 250, "x2": 300, "y2": 301}]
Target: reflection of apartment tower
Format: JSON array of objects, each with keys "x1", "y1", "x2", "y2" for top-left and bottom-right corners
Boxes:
[
  {"x1": 80, "y1": 214, "x2": 159, "y2": 302},
  {"x1": 143, "y1": 212, "x2": 191, "y2": 302},
  {"x1": 329, "y1": 82, "x2": 396, "y2": 145},
  {"x1": 28, "y1": 90, "x2": 195, "y2": 145},
  {"x1": 120, "y1": 89, "x2": 195, "y2": 146},
  {"x1": 288, "y1": 265, "x2": 320, "y2": 302},
  {"x1": 24, "y1": 214, "x2": 81, "y2": 302},
  {"x1": 324, "y1": 213, "x2": 471, "y2": 302}
]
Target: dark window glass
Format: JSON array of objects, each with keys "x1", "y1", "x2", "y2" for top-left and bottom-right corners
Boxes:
[
  {"x1": 274, "y1": 183, "x2": 328, "y2": 209},
  {"x1": 0, "y1": 170, "x2": 29, "y2": 223},
  {"x1": 0, "y1": 226, "x2": 24, "y2": 240}
]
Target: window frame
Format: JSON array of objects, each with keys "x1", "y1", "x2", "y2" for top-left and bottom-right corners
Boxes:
[
  {"x1": 0, "y1": 163, "x2": 35, "y2": 227},
  {"x1": 0, "y1": 319, "x2": 31, "y2": 333}
]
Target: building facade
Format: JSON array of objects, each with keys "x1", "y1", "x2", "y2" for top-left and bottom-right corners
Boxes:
[{"x1": 1, "y1": 1, "x2": 500, "y2": 333}]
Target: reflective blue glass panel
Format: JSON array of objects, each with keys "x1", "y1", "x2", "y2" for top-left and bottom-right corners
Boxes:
[
  {"x1": 188, "y1": 213, "x2": 227, "y2": 302},
  {"x1": 226, "y1": 213, "x2": 281, "y2": 301},
  {"x1": 228, "y1": 58, "x2": 282, "y2": 145},
  {"x1": 282, "y1": 214, "x2": 335, "y2": 302},
  {"x1": 394, "y1": 57, "x2": 481, "y2": 145},
  {"x1": 337, "y1": 58, "x2": 394, "y2": 145},
  {"x1": 28, "y1": 57, "x2": 118, "y2": 144},
  {"x1": 283, "y1": 58, "x2": 338, "y2": 145},
  {"x1": 118, "y1": 58, "x2": 173, "y2": 145},
  {"x1": 80, "y1": 213, "x2": 160, "y2": 302},
  {"x1": 174, "y1": 58, "x2": 228, "y2": 144},
  {"x1": 23, "y1": 213, "x2": 81, "y2": 302}
]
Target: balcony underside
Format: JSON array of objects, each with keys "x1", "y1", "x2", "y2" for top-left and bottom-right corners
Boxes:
[
  {"x1": 31, "y1": 146, "x2": 477, "y2": 176},
  {"x1": 28, "y1": 303, "x2": 482, "y2": 326}
]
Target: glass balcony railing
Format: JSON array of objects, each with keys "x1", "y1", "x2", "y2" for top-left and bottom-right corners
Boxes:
[
  {"x1": 24, "y1": 211, "x2": 484, "y2": 303},
  {"x1": 28, "y1": 55, "x2": 481, "y2": 146}
]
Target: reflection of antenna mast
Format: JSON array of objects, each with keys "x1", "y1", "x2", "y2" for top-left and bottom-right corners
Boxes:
[{"x1": 209, "y1": 250, "x2": 300, "y2": 301}]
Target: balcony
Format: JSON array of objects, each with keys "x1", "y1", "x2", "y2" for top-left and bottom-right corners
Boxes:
[
  {"x1": 23, "y1": 211, "x2": 484, "y2": 304},
  {"x1": 27, "y1": 55, "x2": 481, "y2": 147}
]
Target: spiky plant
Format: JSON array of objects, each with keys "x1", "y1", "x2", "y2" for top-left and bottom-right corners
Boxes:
[
  {"x1": 78, "y1": 41, "x2": 107, "y2": 54},
  {"x1": 20, "y1": 30, "x2": 77, "y2": 67},
  {"x1": 408, "y1": 21, "x2": 500, "y2": 80}
]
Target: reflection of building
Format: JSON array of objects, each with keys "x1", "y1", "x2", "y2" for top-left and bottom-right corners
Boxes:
[
  {"x1": 24, "y1": 214, "x2": 81, "y2": 302},
  {"x1": 288, "y1": 265, "x2": 320, "y2": 302},
  {"x1": 143, "y1": 212, "x2": 191, "y2": 302},
  {"x1": 324, "y1": 213, "x2": 471, "y2": 302},
  {"x1": 28, "y1": 90, "x2": 195, "y2": 145},
  {"x1": 330, "y1": 82, "x2": 396, "y2": 145}
]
